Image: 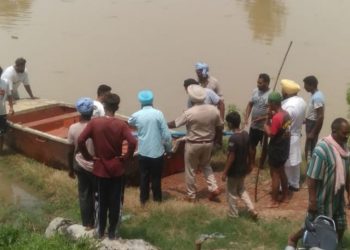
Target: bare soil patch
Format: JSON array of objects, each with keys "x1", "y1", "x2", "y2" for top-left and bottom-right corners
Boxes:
[{"x1": 162, "y1": 168, "x2": 350, "y2": 222}]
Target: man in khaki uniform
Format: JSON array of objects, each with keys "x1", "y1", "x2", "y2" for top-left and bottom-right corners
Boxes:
[{"x1": 168, "y1": 84, "x2": 223, "y2": 202}]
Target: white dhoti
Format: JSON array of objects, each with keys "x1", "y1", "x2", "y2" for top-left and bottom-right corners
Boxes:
[{"x1": 285, "y1": 135, "x2": 302, "y2": 189}]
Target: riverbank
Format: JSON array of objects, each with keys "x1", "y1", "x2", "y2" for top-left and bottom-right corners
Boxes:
[{"x1": 0, "y1": 149, "x2": 350, "y2": 249}]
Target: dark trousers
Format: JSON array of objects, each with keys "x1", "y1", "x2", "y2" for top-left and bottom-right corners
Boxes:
[
  {"x1": 139, "y1": 155, "x2": 164, "y2": 204},
  {"x1": 76, "y1": 168, "x2": 95, "y2": 227},
  {"x1": 305, "y1": 119, "x2": 319, "y2": 156},
  {"x1": 95, "y1": 176, "x2": 123, "y2": 238}
]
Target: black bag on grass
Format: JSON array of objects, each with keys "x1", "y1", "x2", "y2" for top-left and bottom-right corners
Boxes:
[{"x1": 302, "y1": 215, "x2": 338, "y2": 250}]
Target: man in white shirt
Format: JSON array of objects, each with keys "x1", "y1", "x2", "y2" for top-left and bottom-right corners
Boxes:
[
  {"x1": 93, "y1": 84, "x2": 111, "y2": 118},
  {"x1": 1, "y1": 58, "x2": 37, "y2": 100},
  {"x1": 303, "y1": 75, "x2": 325, "y2": 162},
  {"x1": 281, "y1": 79, "x2": 306, "y2": 192},
  {"x1": 0, "y1": 67, "x2": 14, "y2": 152}
]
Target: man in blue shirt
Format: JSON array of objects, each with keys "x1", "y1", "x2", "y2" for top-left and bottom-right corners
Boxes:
[
  {"x1": 184, "y1": 78, "x2": 225, "y2": 120},
  {"x1": 303, "y1": 75, "x2": 325, "y2": 162},
  {"x1": 128, "y1": 90, "x2": 172, "y2": 205}
]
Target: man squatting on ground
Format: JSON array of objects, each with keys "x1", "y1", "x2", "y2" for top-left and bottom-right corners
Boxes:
[
  {"x1": 128, "y1": 90, "x2": 172, "y2": 205},
  {"x1": 67, "y1": 97, "x2": 95, "y2": 228},
  {"x1": 244, "y1": 73, "x2": 271, "y2": 169},
  {"x1": 304, "y1": 75, "x2": 325, "y2": 162},
  {"x1": 0, "y1": 67, "x2": 14, "y2": 152},
  {"x1": 1, "y1": 58, "x2": 37, "y2": 100},
  {"x1": 78, "y1": 93, "x2": 137, "y2": 239},
  {"x1": 184, "y1": 78, "x2": 225, "y2": 120},
  {"x1": 221, "y1": 111, "x2": 258, "y2": 219},
  {"x1": 286, "y1": 118, "x2": 350, "y2": 249},
  {"x1": 168, "y1": 84, "x2": 223, "y2": 202},
  {"x1": 264, "y1": 91, "x2": 291, "y2": 207},
  {"x1": 281, "y1": 80, "x2": 306, "y2": 192}
]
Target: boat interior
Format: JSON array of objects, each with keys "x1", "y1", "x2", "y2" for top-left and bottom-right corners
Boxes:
[{"x1": 8, "y1": 105, "x2": 79, "y2": 138}]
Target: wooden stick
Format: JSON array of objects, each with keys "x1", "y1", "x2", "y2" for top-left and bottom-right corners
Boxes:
[
  {"x1": 254, "y1": 133, "x2": 268, "y2": 202},
  {"x1": 254, "y1": 166, "x2": 260, "y2": 202},
  {"x1": 272, "y1": 41, "x2": 293, "y2": 91},
  {"x1": 254, "y1": 41, "x2": 293, "y2": 202}
]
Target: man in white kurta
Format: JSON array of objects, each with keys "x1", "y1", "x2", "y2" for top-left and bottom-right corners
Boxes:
[{"x1": 281, "y1": 79, "x2": 306, "y2": 191}]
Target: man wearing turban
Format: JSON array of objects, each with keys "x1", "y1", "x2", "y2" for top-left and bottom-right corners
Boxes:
[
  {"x1": 281, "y1": 79, "x2": 306, "y2": 192},
  {"x1": 195, "y1": 62, "x2": 223, "y2": 98}
]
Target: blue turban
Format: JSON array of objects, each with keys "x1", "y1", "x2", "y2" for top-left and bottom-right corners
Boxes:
[
  {"x1": 138, "y1": 90, "x2": 153, "y2": 105},
  {"x1": 195, "y1": 62, "x2": 209, "y2": 77},
  {"x1": 76, "y1": 97, "x2": 94, "y2": 115}
]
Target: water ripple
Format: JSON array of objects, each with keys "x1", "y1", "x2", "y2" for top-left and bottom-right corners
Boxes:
[{"x1": 0, "y1": 0, "x2": 33, "y2": 29}]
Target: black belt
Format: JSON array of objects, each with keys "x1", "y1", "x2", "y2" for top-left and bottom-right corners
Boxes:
[{"x1": 186, "y1": 140, "x2": 213, "y2": 144}]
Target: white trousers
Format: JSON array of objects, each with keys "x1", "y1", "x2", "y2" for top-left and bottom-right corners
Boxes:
[{"x1": 285, "y1": 165, "x2": 300, "y2": 189}]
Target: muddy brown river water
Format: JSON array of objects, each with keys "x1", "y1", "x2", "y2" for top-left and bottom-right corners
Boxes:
[
  {"x1": 0, "y1": 0, "x2": 349, "y2": 135},
  {"x1": 1, "y1": 0, "x2": 350, "y2": 226}
]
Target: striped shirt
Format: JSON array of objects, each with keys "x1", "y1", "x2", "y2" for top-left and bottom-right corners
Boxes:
[{"x1": 307, "y1": 139, "x2": 350, "y2": 224}]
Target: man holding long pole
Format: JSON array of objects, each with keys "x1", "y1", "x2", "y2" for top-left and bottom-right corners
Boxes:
[
  {"x1": 244, "y1": 73, "x2": 271, "y2": 169},
  {"x1": 254, "y1": 41, "x2": 293, "y2": 201}
]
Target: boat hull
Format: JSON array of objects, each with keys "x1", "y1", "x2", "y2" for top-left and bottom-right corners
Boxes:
[{"x1": 5, "y1": 100, "x2": 185, "y2": 185}]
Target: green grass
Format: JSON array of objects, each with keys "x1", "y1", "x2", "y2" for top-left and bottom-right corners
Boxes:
[
  {"x1": 121, "y1": 205, "x2": 298, "y2": 250},
  {"x1": 0, "y1": 150, "x2": 350, "y2": 249},
  {"x1": 0, "y1": 153, "x2": 90, "y2": 249},
  {"x1": 0, "y1": 225, "x2": 96, "y2": 250}
]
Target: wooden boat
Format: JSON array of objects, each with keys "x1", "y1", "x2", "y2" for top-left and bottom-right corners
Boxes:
[{"x1": 5, "y1": 99, "x2": 185, "y2": 184}]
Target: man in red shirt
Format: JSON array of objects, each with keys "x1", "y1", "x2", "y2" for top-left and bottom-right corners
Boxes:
[
  {"x1": 264, "y1": 92, "x2": 291, "y2": 207},
  {"x1": 78, "y1": 93, "x2": 137, "y2": 239}
]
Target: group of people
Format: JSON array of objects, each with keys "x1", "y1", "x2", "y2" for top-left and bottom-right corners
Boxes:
[
  {"x1": 243, "y1": 73, "x2": 350, "y2": 248},
  {"x1": 1, "y1": 58, "x2": 349, "y2": 247},
  {"x1": 244, "y1": 74, "x2": 325, "y2": 205}
]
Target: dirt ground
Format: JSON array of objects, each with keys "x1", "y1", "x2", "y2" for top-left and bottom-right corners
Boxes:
[{"x1": 162, "y1": 167, "x2": 350, "y2": 222}]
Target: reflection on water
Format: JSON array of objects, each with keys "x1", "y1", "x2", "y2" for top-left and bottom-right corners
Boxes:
[
  {"x1": 0, "y1": 0, "x2": 32, "y2": 29},
  {"x1": 240, "y1": 0, "x2": 286, "y2": 44},
  {"x1": 0, "y1": 0, "x2": 348, "y2": 139}
]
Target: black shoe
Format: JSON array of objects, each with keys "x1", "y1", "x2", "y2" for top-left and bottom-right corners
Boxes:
[
  {"x1": 108, "y1": 231, "x2": 116, "y2": 240},
  {"x1": 288, "y1": 186, "x2": 299, "y2": 192}
]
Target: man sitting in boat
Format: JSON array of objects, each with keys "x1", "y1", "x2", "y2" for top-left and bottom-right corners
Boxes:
[
  {"x1": 93, "y1": 84, "x2": 111, "y2": 118},
  {"x1": 0, "y1": 66, "x2": 14, "y2": 153},
  {"x1": 1, "y1": 58, "x2": 37, "y2": 100}
]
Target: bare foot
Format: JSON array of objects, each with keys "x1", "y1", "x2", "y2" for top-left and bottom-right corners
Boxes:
[
  {"x1": 267, "y1": 200, "x2": 279, "y2": 208},
  {"x1": 278, "y1": 195, "x2": 289, "y2": 203},
  {"x1": 250, "y1": 210, "x2": 258, "y2": 221}
]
